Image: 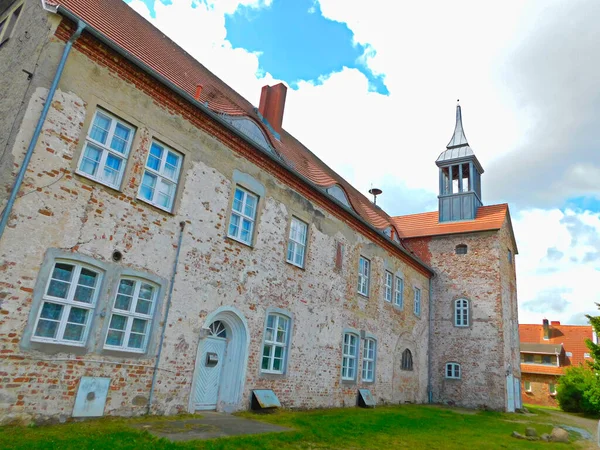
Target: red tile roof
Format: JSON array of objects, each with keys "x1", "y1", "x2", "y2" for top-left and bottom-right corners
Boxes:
[
  {"x1": 391, "y1": 204, "x2": 509, "y2": 239},
  {"x1": 519, "y1": 323, "x2": 593, "y2": 368},
  {"x1": 44, "y1": 0, "x2": 393, "y2": 232}
]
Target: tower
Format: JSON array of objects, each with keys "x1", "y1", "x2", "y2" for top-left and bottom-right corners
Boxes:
[{"x1": 436, "y1": 103, "x2": 484, "y2": 222}]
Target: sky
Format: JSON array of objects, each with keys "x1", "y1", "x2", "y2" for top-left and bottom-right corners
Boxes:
[{"x1": 125, "y1": 0, "x2": 600, "y2": 326}]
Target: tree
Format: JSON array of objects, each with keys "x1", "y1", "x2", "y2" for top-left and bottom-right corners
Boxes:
[{"x1": 585, "y1": 304, "x2": 600, "y2": 371}]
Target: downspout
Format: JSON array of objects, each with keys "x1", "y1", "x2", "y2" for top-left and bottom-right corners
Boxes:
[
  {"x1": 0, "y1": 20, "x2": 86, "y2": 243},
  {"x1": 427, "y1": 275, "x2": 434, "y2": 403},
  {"x1": 147, "y1": 221, "x2": 186, "y2": 415}
]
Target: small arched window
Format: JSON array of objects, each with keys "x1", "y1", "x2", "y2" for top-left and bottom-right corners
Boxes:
[
  {"x1": 445, "y1": 362, "x2": 461, "y2": 379},
  {"x1": 454, "y1": 299, "x2": 469, "y2": 327},
  {"x1": 455, "y1": 244, "x2": 468, "y2": 255},
  {"x1": 401, "y1": 348, "x2": 413, "y2": 371}
]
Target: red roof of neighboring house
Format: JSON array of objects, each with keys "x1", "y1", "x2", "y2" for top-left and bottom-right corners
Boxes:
[
  {"x1": 520, "y1": 323, "x2": 594, "y2": 368},
  {"x1": 391, "y1": 204, "x2": 509, "y2": 239},
  {"x1": 43, "y1": 0, "x2": 392, "y2": 231}
]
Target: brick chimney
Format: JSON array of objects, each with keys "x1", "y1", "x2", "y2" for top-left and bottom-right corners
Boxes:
[
  {"x1": 258, "y1": 83, "x2": 287, "y2": 135},
  {"x1": 543, "y1": 318, "x2": 550, "y2": 340},
  {"x1": 551, "y1": 321, "x2": 561, "y2": 326}
]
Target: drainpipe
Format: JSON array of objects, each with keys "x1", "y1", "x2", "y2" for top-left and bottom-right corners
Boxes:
[
  {"x1": 0, "y1": 20, "x2": 86, "y2": 243},
  {"x1": 427, "y1": 276, "x2": 434, "y2": 403},
  {"x1": 147, "y1": 221, "x2": 186, "y2": 415}
]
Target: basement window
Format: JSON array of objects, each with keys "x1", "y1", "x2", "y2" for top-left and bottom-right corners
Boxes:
[{"x1": 455, "y1": 244, "x2": 468, "y2": 255}]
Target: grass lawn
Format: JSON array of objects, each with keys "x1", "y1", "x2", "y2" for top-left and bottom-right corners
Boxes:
[{"x1": 0, "y1": 404, "x2": 576, "y2": 449}]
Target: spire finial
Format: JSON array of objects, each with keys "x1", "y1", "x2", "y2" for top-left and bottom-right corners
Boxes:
[{"x1": 446, "y1": 100, "x2": 469, "y2": 149}]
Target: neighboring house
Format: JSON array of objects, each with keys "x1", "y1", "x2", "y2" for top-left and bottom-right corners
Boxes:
[
  {"x1": 520, "y1": 320, "x2": 594, "y2": 407},
  {"x1": 0, "y1": 0, "x2": 519, "y2": 421}
]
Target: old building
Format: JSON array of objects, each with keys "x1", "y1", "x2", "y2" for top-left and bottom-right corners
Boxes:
[
  {"x1": 0, "y1": 0, "x2": 519, "y2": 421},
  {"x1": 520, "y1": 320, "x2": 593, "y2": 407}
]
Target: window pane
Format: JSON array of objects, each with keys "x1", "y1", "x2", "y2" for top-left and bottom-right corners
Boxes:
[
  {"x1": 164, "y1": 152, "x2": 179, "y2": 179},
  {"x1": 244, "y1": 194, "x2": 256, "y2": 218},
  {"x1": 109, "y1": 314, "x2": 127, "y2": 331},
  {"x1": 119, "y1": 279, "x2": 135, "y2": 296},
  {"x1": 148, "y1": 144, "x2": 162, "y2": 170},
  {"x1": 232, "y1": 189, "x2": 244, "y2": 212},
  {"x1": 67, "y1": 307, "x2": 88, "y2": 324},
  {"x1": 128, "y1": 334, "x2": 143, "y2": 349},
  {"x1": 35, "y1": 318, "x2": 59, "y2": 338},
  {"x1": 140, "y1": 172, "x2": 156, "y2": 201},
  {"x1": 228, "y1": 213, "x2": 240, "y2": 237},
  {"x1": 110, "y1": 123, "x2": 130, "y2": 154},
  {"x1": 52, "y1": 263, "x2": 74, "y2": 282},
  {"x1": 90, "y1": 113, "x2": 111, "y2": 143},
  {"x1": 136, "y1": 299, "x2": 152, "y2": 316},
  {"x1": 131, "y1": 318, "x2": 147, "y2": 334},
  {"x1": 106, "y1": 330, "x2": 124, "y2": 346},
  {"x1": 115, "y1": 294, "x2": 131, "y2": 311},
  {"x1": 103, "y1": 154, "x2": 122, "y2": 186},
  {"x1": 39, "y1": 302, "x2": 63, "y2": 320},
  {"x1": 47, "y1": 279, "x2": 70, "y2": 299},
  {"x1": 240, "y1": 218, "x2": 252, "y2": 243},
  {"x1": 73, "y1": 286, "x2": 95, "y2": 304},
  {"x1": 80, "y1": 144, "x2": 102, "y2": 176},
  {"x1": 63, "y1": 323, "x2": 85, "y2": 341}
]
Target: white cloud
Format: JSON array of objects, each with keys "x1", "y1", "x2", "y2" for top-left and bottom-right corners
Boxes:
[{"x1": 122, "y1": 0, "x2": 600, "y2": 326}]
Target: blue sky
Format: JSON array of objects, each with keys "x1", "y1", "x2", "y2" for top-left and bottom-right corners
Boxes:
[{"x1": 129, "y1": 0, "x2": 388, "y2": 94}]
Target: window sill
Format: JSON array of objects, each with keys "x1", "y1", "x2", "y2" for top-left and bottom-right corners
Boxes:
[
  {"x1": 225, "y1": 235, "x2": 254, "y2": 249},
  {"x1": 341, "y1": 378, "x2": 357, "y2": 385},
  {"x1": 445, "y1": 377, "x2": 461, "y2": 380},
  {"x1": 102, "y1": 347, "x2": 149, "y2": 358},
  {"x1": 136, "y1": 196, "x2": 175, "y2": 215},
  {"x1": 259, "y1": 371, "x2": 287, "y2": 380},
  {"x1": 26, "y1": 339, "x2": 88, "y2": 356},
  {"x1": 74, "y1": 170, "x2": 123, "y2": 192},
  {"x1": 357, "y1": 292, "x2": 369, "y2": 299},
  {"x1": 285, "y1": 260, "x2": 305, "y2": 270}
]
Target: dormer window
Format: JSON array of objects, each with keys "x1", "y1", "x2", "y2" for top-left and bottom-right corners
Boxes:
[{"x1": 326, "y1": 185, "x2": 351, "y2": 208}]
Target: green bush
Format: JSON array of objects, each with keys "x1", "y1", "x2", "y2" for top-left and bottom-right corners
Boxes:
[{"x1": 556, "y1": 366, "x2": 600, "y2": 414}]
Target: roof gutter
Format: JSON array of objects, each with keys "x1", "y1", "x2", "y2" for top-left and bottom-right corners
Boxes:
[
  {"x1": 0, "y1": 18, "x2": 85, "y2": 243},
  {"x1": 55, "y1": 6, "x2": 433, "y2": 277}
]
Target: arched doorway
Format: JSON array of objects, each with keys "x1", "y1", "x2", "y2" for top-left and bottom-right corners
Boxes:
[{"x1": 190, "y1": 307, "x2": 249, "y2": 412}]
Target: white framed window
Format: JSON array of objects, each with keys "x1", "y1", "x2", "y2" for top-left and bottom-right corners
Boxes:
[
  {"x1": 384, "y1": 271, "x2": 393, "y2": 302},
  {"x1": 104, "y1": 278, "x2": 157, "y2": 353},
  {"x1": 401, "y1": 348, "x2": 413, "y2": 371},
  {"x1": 342, "y1": 332, "x2": 359, "y2": 380},
  {"x1": 549, "y1": 382, "x2": 556, "y2": 395},
  {"x1": 394, "y1": 277, "x2": 404, "y2": 307},
  {"x1": 362, "y1": 338, "x2": 376, "y2": 382},
  {"x1": 414, "y1": 287, "x2": 421, "y2": 316},
  {"x1": 445, "y1": 362, "x2": 461, "y2": 379},
  {"x1": 261, "y1": 313, "x2": 290, "y2": 373},
  {"x1": 524, "y1": 381, "x2": 532, "y2": 393},
  {"x1": 455, "y1": 299, "x2": 469, "y2": 327},
  {"x1": 138, "y1": 141, "x2": 182, "y2": 212},
  {"x1": 227, "y1": 187, "x2": 258, "y2": 245},
  {"x1": 286, "y1": 217, "x2": 308, "y2": 268},
  {"x1": 32, "y1": 261, "x2": 101, "y2": 346},
  {"x1": 77, "y1": 109, "x2": 135, "y2": 189},
  {"x1": 0, "y1": 2, "x2": 23, "y2": 46},
  {"x1": 357, "y1": 256, "x2": 370, "y2": 296}
]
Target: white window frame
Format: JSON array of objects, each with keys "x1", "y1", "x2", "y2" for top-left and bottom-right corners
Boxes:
[
  {"x1": 76, "y1": 109, "x2": 135, "y2": 190},
  {"x1": 227, "y1": 186, "x2": 258, "y2": 246},
  {"x1": 260, "y1": 313, "x2": 291, "y2": 374},
  {"x1": 454, "y1": 298, "x2": 469, "y2": 327},
  {"x1": 384, "y1": 271, "x2": 393, "y2": 302},
  {"x1": 0, "y1": 1, "x2": 23, "y2": 45},
  {"x1": 357, "y1": 256, "x2": 370, "y2": 297},
  {"x1": 549, "y1": 382, "x2": 557, "y2": 395},
  {"x1": 286, "y1": 217, "x2": 308, "y2": 268},
  {"x1": 524, "y1": 381, "x2": 532, "y2": 393},
  {"x1": 362, "y1": 338, "x2": 376, "y2": 382},
  {"x1": 137, "y1": 141, "x2": 182, "y2": 212},
  {"x1": 31, "y1": 260, "x2": 102, "y2": 346},
  {"x1": 394, "y1": 276, "x2": 404, "y2": 308},
  {"x1": 414, "y1": 287, "x2": 421, "y2": 316},
  {"x1": 104, "y1": 278, "x2": 158, "y2": 353},
  {"x1": 445, "y1": 362, "x2": 461, "y2": 379},
  {"x1": 342, "y1": 332, "x2": 359, "y2": 381}
]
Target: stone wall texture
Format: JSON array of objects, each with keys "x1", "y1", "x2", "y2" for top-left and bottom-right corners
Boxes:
[
  {"x1": 0, "y1": 8, "x2": 432, "y2": 423},
  {"x1": 404, "y1": 218, "x2": 520, "y2": 410}
]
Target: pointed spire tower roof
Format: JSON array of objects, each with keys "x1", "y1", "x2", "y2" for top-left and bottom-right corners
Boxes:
[{"x1": 436, "y1": 101, "x2": 484, "y2": 173}]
